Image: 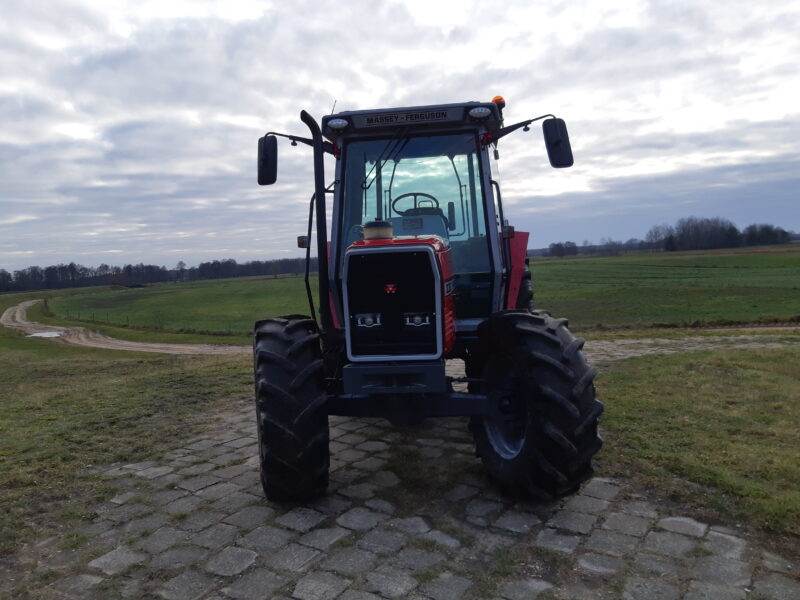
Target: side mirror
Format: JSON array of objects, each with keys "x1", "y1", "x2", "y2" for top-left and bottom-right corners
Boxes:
[
  {"x1": 447, "y1": 202, "x2": 456, "y2": 231},
  {"x1": 542, "y1": 118, "x2": 574, "y2": 168},
  {"x1": 257, "y1": 135, "x2": 278, "y2": 185}
]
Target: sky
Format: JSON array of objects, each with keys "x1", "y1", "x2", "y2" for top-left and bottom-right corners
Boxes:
[{"x1": 1, "y1": 0, "x2": 799, "y2": 272}]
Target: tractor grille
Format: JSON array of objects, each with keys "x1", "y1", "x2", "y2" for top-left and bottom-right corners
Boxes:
[{"x1": 344, "y1": 248, "x2": 440, "y2": 360}]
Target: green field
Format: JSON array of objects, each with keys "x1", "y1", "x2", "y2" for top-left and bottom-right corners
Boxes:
[
  {"x1": 33, "y1": 245, "x2": 800, "y2": 344},
  {"x1": 533, "y1": 244, "x2": 800, "y2": 329}
]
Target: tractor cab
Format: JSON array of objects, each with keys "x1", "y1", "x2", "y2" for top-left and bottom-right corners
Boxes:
[{"x1": 324, "y1": 111, "x2": 499, "y2": 321}]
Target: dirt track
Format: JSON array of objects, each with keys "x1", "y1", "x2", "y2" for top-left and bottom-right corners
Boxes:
[
  {"x1": 0, "y1": 300, "x2": 249, "y2": 355},
  {"x1": 2, "y1": 299, "x2": 798, "y2": 360}
]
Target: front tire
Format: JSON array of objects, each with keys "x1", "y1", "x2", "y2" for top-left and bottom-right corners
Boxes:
[
  {"x1": 470, "y1": 310, "x2": 603, "y2": 499},
  {"x1": 254, "y1": 315, "x2": 329, "y2": 502}
]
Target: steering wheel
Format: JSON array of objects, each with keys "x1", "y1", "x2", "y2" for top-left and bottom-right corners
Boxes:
[{"x1": 391, "y1": 192, "x2": 440, "y2": 216}]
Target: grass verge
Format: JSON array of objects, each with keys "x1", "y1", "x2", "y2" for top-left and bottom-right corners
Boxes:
[
  {"x1": 0, "y1": 294, "x2": 251, "y2": 557},
  {"x1": 598, "y1": 345, "x2": 800, "y2": 537}
]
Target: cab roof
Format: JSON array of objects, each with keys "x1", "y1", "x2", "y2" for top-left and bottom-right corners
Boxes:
[{"x1": 321, "y1": 101, "x2": 503, "y2": 141}]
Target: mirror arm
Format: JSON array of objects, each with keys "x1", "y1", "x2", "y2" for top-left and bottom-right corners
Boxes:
[
  {"x1": 265, "y1": 131, "x2": 336, "y2": 155},
  {"x1": 488, "y1": 114, "x2": 556, "y2": 144}
]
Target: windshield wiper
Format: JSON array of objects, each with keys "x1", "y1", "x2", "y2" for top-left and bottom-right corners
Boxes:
[{"x1": 361, "y1": 127, "x2": 410, "y2": 190}]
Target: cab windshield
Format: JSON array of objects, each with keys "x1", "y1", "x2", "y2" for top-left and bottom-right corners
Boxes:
[{"x1": 340, "y1": 132, "x2": 493, "y2": 316}]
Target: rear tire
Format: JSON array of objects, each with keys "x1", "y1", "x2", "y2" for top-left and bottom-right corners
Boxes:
[
  {"x1": 470, "y1": 310, "x2": 603, "y2": 499},
  {"x1": 254, "y1": 315, "x2": 329, "y2": 502}
]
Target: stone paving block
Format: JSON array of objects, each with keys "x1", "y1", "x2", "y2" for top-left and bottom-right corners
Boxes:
[
  {"x1": 135, "y1": 526, "x2": 188, "y2": 554},
  {"x1": 443, "y1": 484, "x2": 478, "y2": 502},
  {"x1": 211, "y1": 490, "x2": 260, "y2": 513},
  {"x1": 123, "y1": 460, "x2": 158, "y2": 471},
  {"x1": 619, "y1": 500, "x2": 658, "y2": 518},
  {"x1": 205, "y1": 545, "x2": 257, "y2": 576},
  {"x1": 751, "y1": 573, "x2": 800, "y2": 600},
  {"x1": 186, "y1": 439, "x2": 219, "y2": 451},
  {"x1": 500, "y1": 578, "x2": 553, "y2": 600},
  {"x1": 150, "y1": 489, "x2": 188, "y2": 506},
  {"x1": 123, "y1": 511, "x2": 170, "y2": 535},
  {"x1": 366, "y1": 565, "x2": 418, "y2": 598},
  {"x1": 563, "y1": 494, "x2": 610, "y2": 514},
  {"x1": 391, "y1": 547, "x2": 446, "y2": 571},
  {"x1": 338, "y1": 448, "x2": 367, "y2": 462},
  {"x1": 339, "y1": 483, "x2": 376, "y2": 499},
  {"x1": 762, "y1": 550, "x2": 798, "y2": 575},
  {"x1": 703, "y1": 530, "x2": 748, "y2": 560},
  {"x1": 493, "y1": 510, "x2": 541, "y2": 533},
  {"x1": 224, "y1": 436, "x2": 254, "y2": 449},
  {"x1": 689, "y1": 555, "x2": 752, "y2": 587},
  {"x1": 164, "y1": 495, "x2": 205, "y2": 515},
  {"x1": 238, "y1": 525, "x2": 294, "y2": 551},
  {"x1": 370, "y1": 470, "x2": 400, "y2": 487},
  {"x1": 178, "y1": 462, "x2": 216, "y2": 476},
  {"x1": 602, "y1": 512, "x2": 651, "y2": 537},
  {"x1": 321, "y1": 547, "x2": 378, "y2": 575},
  {"x1": 55, "y1": 573, "x2": 104, "y2": 594},
  {"x1": 577, "y1": 552, "x2": 625, "y2": 575},
  {"x1": 657, "y1": 516, "x2": 707, "y2": 537},
  {"x1": 211, "y1": 463, "x2": 250, "y2": 479},
  {"x1": 422, "y1": 572, "x2": 473, "y2": 600},
  {"x1": 277, "y1": 507, "x2": 328, "y2": 532},
  {"x1": 357, "y1": 440, "x2": 388, "y2": 452},
  {"x1": 174, "y1": 510, "x2": 225, "y2": 532},
  {"x1": 88, "y1": 546, "x2": 147, "y2": 575},
  {"x1": 265, "y1": 543, "x2": 321, "y2": 572},
  {"x1": 683, "y1": 581, "x2": 746, "y2": 600},
  {"x1": 222, "y1": 568, "x2": 288, "y2": 600},
  {"x1": 632, "y1": 552, "x2": 683, "y2": 576},
  {"x1": 364, "y1": 498, "x2": 395, "y2": 514},
  {"x1": 189, "y1": 522, "x2": 239, "y2": 549},
  {"x1": 299, "y1": 527, "x2": 351, "y2": 550},
  {"x1": 642, "y1": 530, "x2": 695, "y2": 558},
  {"x1": 622, "y1": 576, "x2": 680, "y2": 600},
  {"x1": 465, "y1": 498, "x2": 504, "y2": 517},
  {"x1": 105, "y1": 502, "x2": 151, "y2": 522},
  {"x1": 336, "y1": 507, "x2": 389, "y2": 530},
  {"x1": 339, "y1": 433, "x2": 367, "y2": 445},
  {"x1": 351, "y1": 456, "x2": 387, "y2": 472},
  {"x1": 388, "y1": 516, "x2": 430, "y2": 534},
  {"x1": 358, "y1": 528, "x2": 407, "y2": 554},
  {"x1": 196, "y1": 481, "x2": 241, "y2": 500},
  {"x1": 293, "y1": 571, "x2": 351, "y2": 600},
  {"x1": 158, "y1": 569, "x2": 216, "y2": 600},
  {"x1": 534, "y1": 528, "x2": 581, "y2": 554},
  {"x1": 110, "y1": 491, "x2": 138, "y2": 505},
  {"x1": 224, "y1": 505, "x2": 275, "y2": 529},
  {"x1": 137, "y1": 465, "x2": 175, "y2": 479},
  {"x1": 177, "y1": 475, "x2": 221, "y2": 492},
  {"x1": 422, "y1": 529, "x2": 460, "y2": 549},
  {"x1": 547, "y1": 510, "x2": 597, "y2": 534},
  {"x1": 149, "y1": 546, "x2": 209, "y2": 571},
  {"x1": 581, "y1": 478, "x2": 620, "y2": 500},
  {"x1": 584, "y1": 529, "x2": 639, "y2": 557}
]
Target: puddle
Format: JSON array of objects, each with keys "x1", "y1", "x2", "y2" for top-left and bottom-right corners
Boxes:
[{"x1": 26, "y1": 332, "x2": 62, "y2": 338}]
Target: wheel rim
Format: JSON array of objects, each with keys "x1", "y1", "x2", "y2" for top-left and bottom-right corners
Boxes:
[{"x1": 482, "y1": 358, "x2": 528, "y2": 459}]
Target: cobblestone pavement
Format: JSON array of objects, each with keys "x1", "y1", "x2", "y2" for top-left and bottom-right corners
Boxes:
[{"x1": 6, "y1": 360, "x2": 800, "y2": 600}]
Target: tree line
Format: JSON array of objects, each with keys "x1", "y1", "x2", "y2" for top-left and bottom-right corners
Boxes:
[
  {"x1": 547, "y1": 217, "x2": 796, "y2": 257},
  {"x1": 0, "y1": 257, "x2": 318, "y2": 293}
]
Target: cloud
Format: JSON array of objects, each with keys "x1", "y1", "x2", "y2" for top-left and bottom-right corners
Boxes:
[{"x1": 0, "y1": 0, "x2": 798, "y2": 271}]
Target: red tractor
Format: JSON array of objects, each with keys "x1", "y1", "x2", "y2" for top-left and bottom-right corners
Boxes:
[{"x1": 256, "y1": 97, "x2": 602, "y2": 502}]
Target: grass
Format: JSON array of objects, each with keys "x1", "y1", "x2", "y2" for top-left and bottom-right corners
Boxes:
[
  {"x1": 38, "y1": 275, "x2": 313, "y2": 344},
  {"x1": 598, "y1": 345, "x2": 800, "y2": 536},
  {"x1": 0, "y1": 293, "x2": 252, "y2": 557},
  {"x1": 22, "y1": 245, "x2": 800, "y2": 345},
  {"x1": 533, "y1": 245, "x2": 800, "y2": 330}
]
